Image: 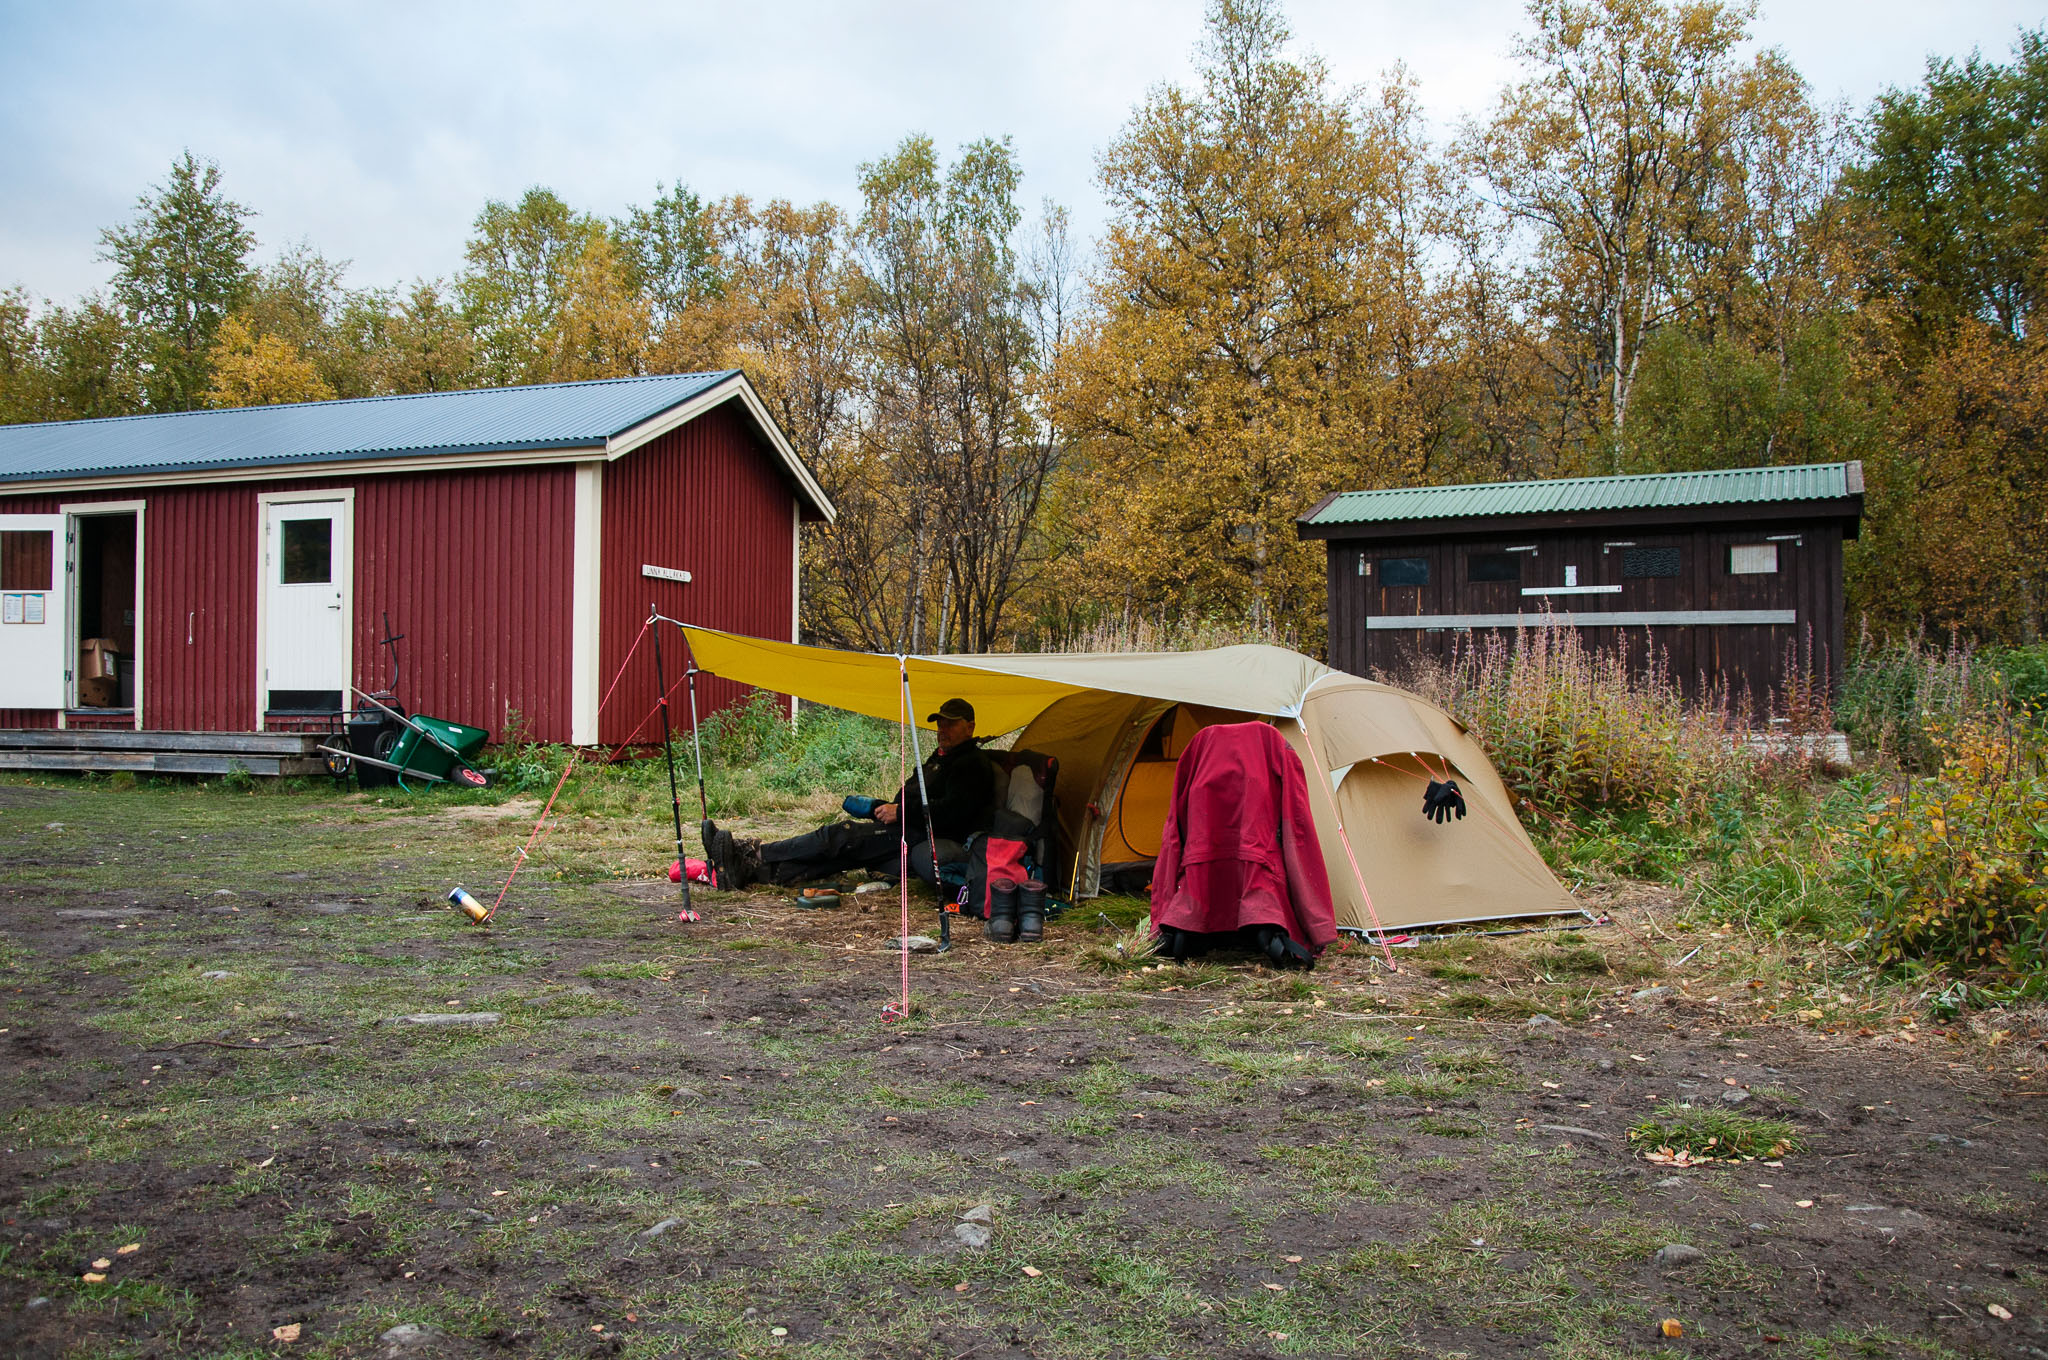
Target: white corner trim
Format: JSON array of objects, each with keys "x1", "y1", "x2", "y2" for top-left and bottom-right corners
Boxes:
[
  {"x1": 570, "y1": 461, "x2": 604, "y2": 745},
  {"x1": 605, "y1": 372, "x2": 837, "y2": 524}
]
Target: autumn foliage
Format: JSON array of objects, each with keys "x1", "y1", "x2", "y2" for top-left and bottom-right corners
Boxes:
[{"x1": 1, "y1": 2, "x2": 2042, "y2": 654}]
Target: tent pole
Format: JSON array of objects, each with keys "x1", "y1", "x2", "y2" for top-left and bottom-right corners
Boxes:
[{"x1": 651, "y1": 609, "x2": 694, "y2": 922}]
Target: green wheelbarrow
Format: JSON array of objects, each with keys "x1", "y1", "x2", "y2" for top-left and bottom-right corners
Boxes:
[{"x1": 317, "y1": 689, "x2": 496, "y2": 792}]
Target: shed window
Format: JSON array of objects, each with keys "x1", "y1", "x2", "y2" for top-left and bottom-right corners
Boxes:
[
  {"x1": 1468, "y1": 552, "x2": 1521, "y2": 583},
  {"x1": 1728, "y1": 544, "x2": 1779, "y2": 575},
  {"x1": 280, "y1": 518, "x2": 333, "y2": 584},
  {"x1": 1377, "y1": 557, "x2": 1430, "y2": 587},
  {"x1": 1623, "y1": 547, "x2": 1681, "y2": 579}
]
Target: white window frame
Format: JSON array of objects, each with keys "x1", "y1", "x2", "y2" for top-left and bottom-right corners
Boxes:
[{"x1": 1728, "y1": 543, "x2": 1779, "y2": 575}]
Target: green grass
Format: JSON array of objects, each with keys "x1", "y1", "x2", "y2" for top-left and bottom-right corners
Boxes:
[{"x1": 1628, "y1": 1103, "x2": 1804, "y2": 1160}]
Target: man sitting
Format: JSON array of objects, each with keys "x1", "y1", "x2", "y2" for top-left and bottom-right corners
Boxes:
[{"x1": 701, "y1": 698, "x2": 1000, "y2": 889}]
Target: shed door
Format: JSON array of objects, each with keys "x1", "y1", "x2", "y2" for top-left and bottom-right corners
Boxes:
[
  {"x1": 0, "y1": 515, "x2": 67, "y2": 709},
  {"x1": 262, "y1": 501, "x2": 349, "y2": 713}
]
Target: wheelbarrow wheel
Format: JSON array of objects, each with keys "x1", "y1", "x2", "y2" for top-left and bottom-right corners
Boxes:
[{"x1": 452, "y1": 766, "x2": 492, "y2": 789}]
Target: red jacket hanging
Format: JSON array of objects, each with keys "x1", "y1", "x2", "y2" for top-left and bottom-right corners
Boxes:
[{"x1": 1149, "y1": 721, "x2": 1337, "y2": 954}]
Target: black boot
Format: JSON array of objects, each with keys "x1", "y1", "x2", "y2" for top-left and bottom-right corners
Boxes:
[
  {"x1": 701, "y1": 820, "x2": 757, "y2": 890},
  {"x1": 986, "y1": 881, "x2": 1018, "y2": 944},
  {"x1": 1016, "y1": 879, "x2": 1046, "y2": 944}
]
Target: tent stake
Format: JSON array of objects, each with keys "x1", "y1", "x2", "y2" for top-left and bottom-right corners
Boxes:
[{"x1": 651, "y1": 609, "x2": 694, "y2": 922}]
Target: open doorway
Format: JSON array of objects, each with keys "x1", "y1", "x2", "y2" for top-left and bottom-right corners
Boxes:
[{"x1": 70, "y1": 508, "x2": 140, "y2": 719}]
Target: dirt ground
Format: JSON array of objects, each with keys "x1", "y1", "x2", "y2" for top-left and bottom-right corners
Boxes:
[{"x1": 1, "y1": 778, "x2": 2044, "y2": 1359}]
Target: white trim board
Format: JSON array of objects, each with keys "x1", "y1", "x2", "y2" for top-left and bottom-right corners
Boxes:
[
  {"x1": 570, "y1": 462, "x2": 603, "y2": 746},
  {"x1": 1367, "y1": 610, "x2": 1798, "y2": 630}
]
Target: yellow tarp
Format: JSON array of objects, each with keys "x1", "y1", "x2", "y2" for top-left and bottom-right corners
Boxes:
[{"x1": 673, "y1": 625, "x2": 1579, "y2": 930}]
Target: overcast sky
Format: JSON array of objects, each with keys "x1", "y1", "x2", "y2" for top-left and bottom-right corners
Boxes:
[{"x1": 2, "y1": 1, "x2": 2040, "y2": 306}]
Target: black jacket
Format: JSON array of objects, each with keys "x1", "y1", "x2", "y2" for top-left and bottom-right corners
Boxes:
[{"x1": 897, "y1": 737, "x2": 1000, "y2": 844}]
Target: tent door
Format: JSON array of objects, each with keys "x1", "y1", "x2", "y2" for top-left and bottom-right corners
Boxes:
[
  {"x1": 0, "y1": 515, "x2": 67, "y2": 710},
  {"x1": 261, "y1": 499, "x2": 351, "y2": 720}
]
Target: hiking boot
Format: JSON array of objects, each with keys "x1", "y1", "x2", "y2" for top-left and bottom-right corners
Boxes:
[
  {"x1": 986, "y1": 881, "x2": 1018, "y2": 944},
  {"x1": 1016, "y1": 879, "x2": 1046, "y2": 943},
  {"x1": 701, "y1": 820, "x2": 758, "y2": 890},
  {"x1": 1258, "y1": 926, "x2": 1316, "y2": 971}
]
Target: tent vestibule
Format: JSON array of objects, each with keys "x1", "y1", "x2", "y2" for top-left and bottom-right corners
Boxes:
[{"x1": 672, "y1": 625, "x2": 1577, "y2": 932}]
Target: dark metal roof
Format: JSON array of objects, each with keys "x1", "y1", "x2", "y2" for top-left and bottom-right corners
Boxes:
[
  {"x1": 0, "y1": 372, "x2": 739, "y2": 484},
  {"x1": 1302, "y1": 461, "x2": 1863, "y2": 527}
]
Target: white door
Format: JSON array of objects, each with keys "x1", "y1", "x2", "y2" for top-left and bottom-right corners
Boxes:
[
  {"x1": 0, "y1": 514, "x2": 67, "y2": 709},
  {"x1": 262, "y1": 500, "x2": 349, "y2": 713}
]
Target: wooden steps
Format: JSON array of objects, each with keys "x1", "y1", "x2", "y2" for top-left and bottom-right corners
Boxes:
[{"x1": 0, "y1": 729, "x2": 332, "y2": 777}]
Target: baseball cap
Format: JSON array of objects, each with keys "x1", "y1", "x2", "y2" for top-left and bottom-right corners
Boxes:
[{"x1": 925, "y1": 697, "x2": 975, "y2": 724}]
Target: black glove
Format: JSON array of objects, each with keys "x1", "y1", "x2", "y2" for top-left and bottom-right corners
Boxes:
[{"x1": 1422, "y1": 778, "x2": 1466, "y2": 824}]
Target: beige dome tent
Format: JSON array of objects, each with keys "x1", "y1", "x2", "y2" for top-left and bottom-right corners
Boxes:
[{"x1": 676, "y1": 626, "x2": 1577, "y2": 932}]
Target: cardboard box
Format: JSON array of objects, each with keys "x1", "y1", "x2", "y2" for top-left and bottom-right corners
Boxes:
[
  {"x1": 77, "y1": 675, "x2": 119, "y2": 707},
  {"x1": 80, "y1": 638, "x2": 120, "y2": 681}
]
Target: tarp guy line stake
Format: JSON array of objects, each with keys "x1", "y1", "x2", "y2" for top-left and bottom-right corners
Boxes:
[
  {"x1": 1296, "y1": 717, "x2": 1398, "y2": 972},
  {"x1": 651, "y1": 608, "x2": 693, "y2": 922},
  {"x1": 490, "y1": 618, "x2": 651, "y2": 919}
]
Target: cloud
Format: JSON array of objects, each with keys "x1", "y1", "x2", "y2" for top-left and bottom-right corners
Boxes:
[{"x1": 1, "y1": 0, "x2": 2038, "y2": 303}]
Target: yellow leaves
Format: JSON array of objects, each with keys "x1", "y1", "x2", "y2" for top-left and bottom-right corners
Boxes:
[{"x1": 203, "y1": 314, "x2": 335, "y2": 409}]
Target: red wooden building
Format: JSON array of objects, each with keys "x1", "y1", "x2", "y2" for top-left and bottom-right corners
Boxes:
[{"x1": 0, "y1": 372, "x2": 833, "y2": 769}]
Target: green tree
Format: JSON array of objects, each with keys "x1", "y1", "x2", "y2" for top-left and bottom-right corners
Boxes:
[
  {"x1": 98, "y1": 151, "x2": 257, "y2": 411},
  {"x1": 1847, "y1": 29, "x2": 2046, "y2": 347},
  {"x1": 457, "y1": 188, "x2": 606, "y2": 386},
  {"x1": 1839, "y1": 30, "x2": 2048, "y2": 639},
  {"x1": 617, "y1": 181, "x2": 717, "y2": 332}
]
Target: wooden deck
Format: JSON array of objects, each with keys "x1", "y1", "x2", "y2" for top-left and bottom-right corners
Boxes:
[{"x1": 0, "y1": 728, "x2": 333, "y2": 777}]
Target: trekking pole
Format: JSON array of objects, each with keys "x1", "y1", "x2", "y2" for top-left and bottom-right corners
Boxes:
[
  {"x1": 684, "y1": 660, "x2": 709, "y2": 823},
  {"x1": 900, "y1": 667, "x2": 949, "y2": 952},
  {"x1": 651, "y1": 609, "x2": 696, "y2": 923}
]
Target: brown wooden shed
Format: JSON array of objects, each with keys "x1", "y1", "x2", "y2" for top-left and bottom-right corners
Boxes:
[{"x1": 1298, "y1": 462, "x2": 1864, "y2": 707}]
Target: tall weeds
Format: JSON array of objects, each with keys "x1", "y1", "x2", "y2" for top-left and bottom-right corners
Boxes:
[{"x1": 1397, "y1": 624, "x2": 1785, "y2": 821}]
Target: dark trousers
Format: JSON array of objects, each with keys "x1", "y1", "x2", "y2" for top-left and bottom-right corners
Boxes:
[{"x1": 760, "y1": 821, "x2": 960, "y2": 886}]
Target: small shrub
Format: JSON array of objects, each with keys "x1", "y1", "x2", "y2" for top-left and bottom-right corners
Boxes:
[{"x1": 1838, "y1": 719, "x2": 2048, "y2": 983}]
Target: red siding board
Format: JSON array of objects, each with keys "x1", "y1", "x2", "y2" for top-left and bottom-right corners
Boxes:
[
  {"x1": 599, "y1": 403, "x2": 796, "y2": 747},
  {"x1": 353, "y1": 467, "x2": 575, "y2": 741}
]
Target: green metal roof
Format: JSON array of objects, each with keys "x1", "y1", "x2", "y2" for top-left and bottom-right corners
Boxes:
[{"x1": 1302, "y1": 461, "x2": 1862, "y2": 527}]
